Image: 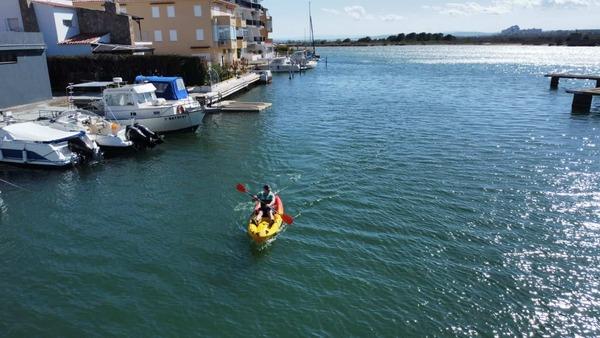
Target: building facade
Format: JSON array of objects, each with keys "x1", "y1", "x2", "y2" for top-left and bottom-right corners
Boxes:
[
  {"x1": 73, "y1": 0, "x2": 273, "y2": 64},
  {"x1": 10, "y1": 0, "x2": 152, "y2": 56},
  {"x1": 0, "y1": 32, "x2": 52, "y2": 109}
]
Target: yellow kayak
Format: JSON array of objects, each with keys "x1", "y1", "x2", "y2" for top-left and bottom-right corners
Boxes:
[{"x1": 248, "y1": 196, "x2": 284, "y2": 244}]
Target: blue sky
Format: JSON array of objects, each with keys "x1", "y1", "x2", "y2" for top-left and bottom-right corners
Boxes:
[{"x1": 266, "y1": 0, "x2": 600, "y2": 39}]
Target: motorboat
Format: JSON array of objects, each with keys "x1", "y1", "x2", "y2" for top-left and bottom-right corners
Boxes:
[
  {"x1": 261, "y1": 57, "x2": 301, "y2": 73},
  {"x1": 43, "y1": 110, "x2": 163, "y2": 154},
  {"x1": 253, "y1": 69, "x2": 273, "y2": 83},
  {"x1": 0, "y1": 122, "x2": 99, "y2": 167},
  {"x1": 89, "y1": 77, "x2": 204, "y2": 134}
]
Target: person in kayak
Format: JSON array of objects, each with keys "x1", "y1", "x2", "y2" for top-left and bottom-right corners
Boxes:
[{"x1": 254, "y1": 184, "x2": 275, "y2": 223}]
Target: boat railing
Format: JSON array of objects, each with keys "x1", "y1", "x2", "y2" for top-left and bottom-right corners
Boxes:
[{"x1": 38, "y1": 109, "x2": 65, "y2": 121}]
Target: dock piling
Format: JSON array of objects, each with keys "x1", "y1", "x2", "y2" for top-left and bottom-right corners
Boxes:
[
  {"x1": 550, "y1": 77, "x2": 559, "y2": 89},
  {"x1": 572, "y1": 93, "x2": 593, "y2": 113}
]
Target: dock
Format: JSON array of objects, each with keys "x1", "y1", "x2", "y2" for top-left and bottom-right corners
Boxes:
[
  {"x1": 204, "y1": 100, "x2": 272, "y2": 114},
  {"x1": 545, "y1": 73, "x2": 600, "y2": 89},
  {"x1": 189, "y1": 73, "x2": 260, "y2": 105},
  {"x1": 566, "y1": 87, "x2": 600, "y2": 113}
]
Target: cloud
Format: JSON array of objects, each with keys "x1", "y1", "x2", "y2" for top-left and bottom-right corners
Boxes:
[
  {"x1": 344, "y1": 5, "x2": 374, "y2": 20},
  {"x1": 321, "y1": 8, "x2": 340, "y2": 15},
  {"x1": 424, "y1": 0, "x2": 598, "y2": 15}
]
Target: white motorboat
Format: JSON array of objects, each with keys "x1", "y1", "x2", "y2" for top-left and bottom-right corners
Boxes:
[
  {"x1": 45, "y1": 110, "x2": 163, "y2": 154},
  {"x1": 0, "y1": 122, "x2": 99, "y2": 167},
  {"x1": 86, "y1": 77, "x2": 204, "y2": 134},
  {"x1": 263, "y1": 57, "x2": 301, "y2": 73},
  {"x1": 253, "y1": 70, "x2": 273, "y2": 83}
]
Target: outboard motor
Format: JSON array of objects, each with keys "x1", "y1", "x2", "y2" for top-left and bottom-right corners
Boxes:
[
  {"x1": 126, "y1": 125, "x2": 152, "y2": 150},
  {"x1": 68, "y1": 137, "x2": 98, "y2": 162},
  {"x1": 133, "y1": 123, "x2": 164, "y2": 147}
]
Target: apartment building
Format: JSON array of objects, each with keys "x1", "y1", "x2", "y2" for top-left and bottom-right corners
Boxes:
[{"x1": 74, "y1": 0, "x2": 273, "y2": 64}]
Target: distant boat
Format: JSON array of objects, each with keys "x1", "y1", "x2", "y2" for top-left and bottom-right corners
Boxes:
[
  {"x1": 0, "y1": 122, "x2": 99, "y2": 167},
  {"x1": 259, "y1": 57, "x2": 301, "y2": 73}
]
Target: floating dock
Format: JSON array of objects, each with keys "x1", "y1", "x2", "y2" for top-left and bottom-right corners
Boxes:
[
  {"x1": 545, "y1": 73, "x2": 600, "y2": 89},
  {"x1": 204, "y1": 100, "x2": 272, "y2": 114}
]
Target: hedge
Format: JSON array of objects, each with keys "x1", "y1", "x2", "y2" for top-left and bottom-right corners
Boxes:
[{"x1": 47, "y1": 54, "x2": 207, "y2": 91}]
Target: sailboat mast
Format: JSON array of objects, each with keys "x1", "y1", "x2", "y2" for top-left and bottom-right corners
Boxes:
[{"x1": 309, "y1": 1, "x2": 315, "y2": 54}]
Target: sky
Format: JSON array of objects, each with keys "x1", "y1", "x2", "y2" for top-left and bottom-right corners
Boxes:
[{"x1": 265, "y1": 0, "x2": 600, "y2": 40}]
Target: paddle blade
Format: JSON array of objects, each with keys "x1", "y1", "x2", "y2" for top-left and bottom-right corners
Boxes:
[
  {"x1": 281, "y1": 213, "x2": 294, "y2": 225},
  {"x1": 236, "y1": 183, "x2": 247, "y2": 193}
]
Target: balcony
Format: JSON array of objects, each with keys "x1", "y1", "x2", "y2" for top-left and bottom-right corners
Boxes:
[
  {"x1": 237, "y1": 39, "x2": 247, "y2": 49},
  {"x1": 235, "y1": 17, "x2": 246, "y2": 28},
  {"x1": 218, "y1": 39, "x2": 236, "y2": 49},
  {"x1": 216, "y1": 15, "x2": 236, "y2": 27}
]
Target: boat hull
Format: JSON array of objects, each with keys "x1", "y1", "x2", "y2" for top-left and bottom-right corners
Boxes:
[{"x1": 107, "y1": 110, "x2": 204, "y2": 134}]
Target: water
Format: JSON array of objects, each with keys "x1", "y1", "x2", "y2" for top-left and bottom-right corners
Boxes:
[{"x1": 2, "y1": 46, "x2": 600, "y2": 336}]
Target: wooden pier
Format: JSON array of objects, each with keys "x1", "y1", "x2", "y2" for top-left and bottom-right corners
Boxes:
[
  {"x1": 545, "y1": 73, "x2": 600, "y2": 89},
  {"x1": 566, "y1": 87, "x2": 600, "y2": 113}
]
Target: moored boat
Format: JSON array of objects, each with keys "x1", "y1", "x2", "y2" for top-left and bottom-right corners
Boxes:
[
  {"x1": 45, "y1": 110, "x2": 163, "y2": 154},
  {"x1": 0, "y1": 122, "x2": 99, "y2": 167},
  {"x1": 92, "y1": 80, "x2": 204, "y2": 134}
]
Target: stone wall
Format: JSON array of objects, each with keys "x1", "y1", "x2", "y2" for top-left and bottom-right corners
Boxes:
[{"x1": 76, "y1": 2, "x2": 134, "y2": 45}]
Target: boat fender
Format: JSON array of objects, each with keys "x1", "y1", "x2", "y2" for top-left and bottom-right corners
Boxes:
[{"x1": 110, "y1": 123, "x2": 119, "y2": 136}]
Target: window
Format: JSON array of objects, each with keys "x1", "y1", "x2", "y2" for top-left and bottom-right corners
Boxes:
[
  {"x1": 0, "y1": 53, "x2": 17, "y2": 64},
  {"x1": 195, "y1": 28, "x2": 204, "y2": 41},
  {"x1": 167, "y1": 5, "x2": 175, "y2": 17},
  {"x1": 63, "y1": 19, "x2": 73, "y2": 27},
  {"x1": 6, "y1": 18, "x2": 21, "y2": 32},
  {"x1": 151, "y1": 6, "x2": 160, "y2": 18},
  {"x1": 169, "y1": 29, "x2": 177, "y2": 41},
  {"x1": 154, "y1": 30, "x2": 163, "y2": 42},
  {"x1": 193, "y1": 5, "x2": 202, "y2": 17},
  {"x1": 136, "y1": 91, "x2": 156, "y2": 104},
  {"x1": 105, "y1": 93, "x2": 134, "y2": 106}
]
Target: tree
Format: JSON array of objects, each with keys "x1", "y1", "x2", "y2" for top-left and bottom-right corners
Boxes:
[
  {"x1": 342, "y1": 38, "x2": 351, "y2": 43},
  {"x1": 357, "y1": 36, "x2": 372, "y2": 43},
  {"x1": 406, "y1": 32, "x2": 417, "y2": 40}
]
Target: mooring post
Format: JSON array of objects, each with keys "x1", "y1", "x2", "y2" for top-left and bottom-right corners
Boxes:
[
  {"x1": 572, "y1": 93, "x2": 593, "y2": 113},
  {"x1": 550, "y1": 77, "x2": 559, "y2": 89}
]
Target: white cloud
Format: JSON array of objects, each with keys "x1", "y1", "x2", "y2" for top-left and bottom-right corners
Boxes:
[
  {"x1": 344, "y1": 5, "x2": 374, "y2": 20},
  {"x1": 424, "y1": 0, "x2": 598, "y2": 15},
  {"x1": 321, "y1": 8, "x2": 340, "y2": 15}
]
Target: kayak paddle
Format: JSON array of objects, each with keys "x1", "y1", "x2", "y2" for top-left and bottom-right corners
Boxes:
[{"x1": 236, "y1": 183, "x2": 294, "y2": 225}]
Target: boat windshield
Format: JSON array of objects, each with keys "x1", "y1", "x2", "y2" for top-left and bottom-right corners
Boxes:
[
  {"x1": 136, "y1": 91, "x2": 157, "y2": 104},
  {"x1": 105, "y1": 93, "x2": 134, "y2": 106}
]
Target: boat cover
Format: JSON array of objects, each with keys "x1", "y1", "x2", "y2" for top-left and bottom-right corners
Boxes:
[
  {"x1": 135, "y1": 75, "x2": 188, "y2": 100},
  {"x1": 1, "y1": 122, "x2": 84, "y2": 143}
]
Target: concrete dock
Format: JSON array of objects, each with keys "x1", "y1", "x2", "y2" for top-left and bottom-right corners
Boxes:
[
  {"x1": 189, "y1": 73, "x2": 260, "y2": 105},
  {"x1": 566, "y1": 87, "x2": 600, "y2": 113},
  {"x1": 545, "y1": 73, "x2": 600, "y2": 89}
]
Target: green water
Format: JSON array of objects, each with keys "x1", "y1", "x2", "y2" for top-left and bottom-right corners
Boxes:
[{"x1": 2, "y1": 46, "x2": 600, "y2": 336}]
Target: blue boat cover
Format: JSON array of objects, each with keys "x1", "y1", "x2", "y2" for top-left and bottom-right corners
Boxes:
[{"x1": 135, "y1": 75, "x2": 188, "y2": 100}]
